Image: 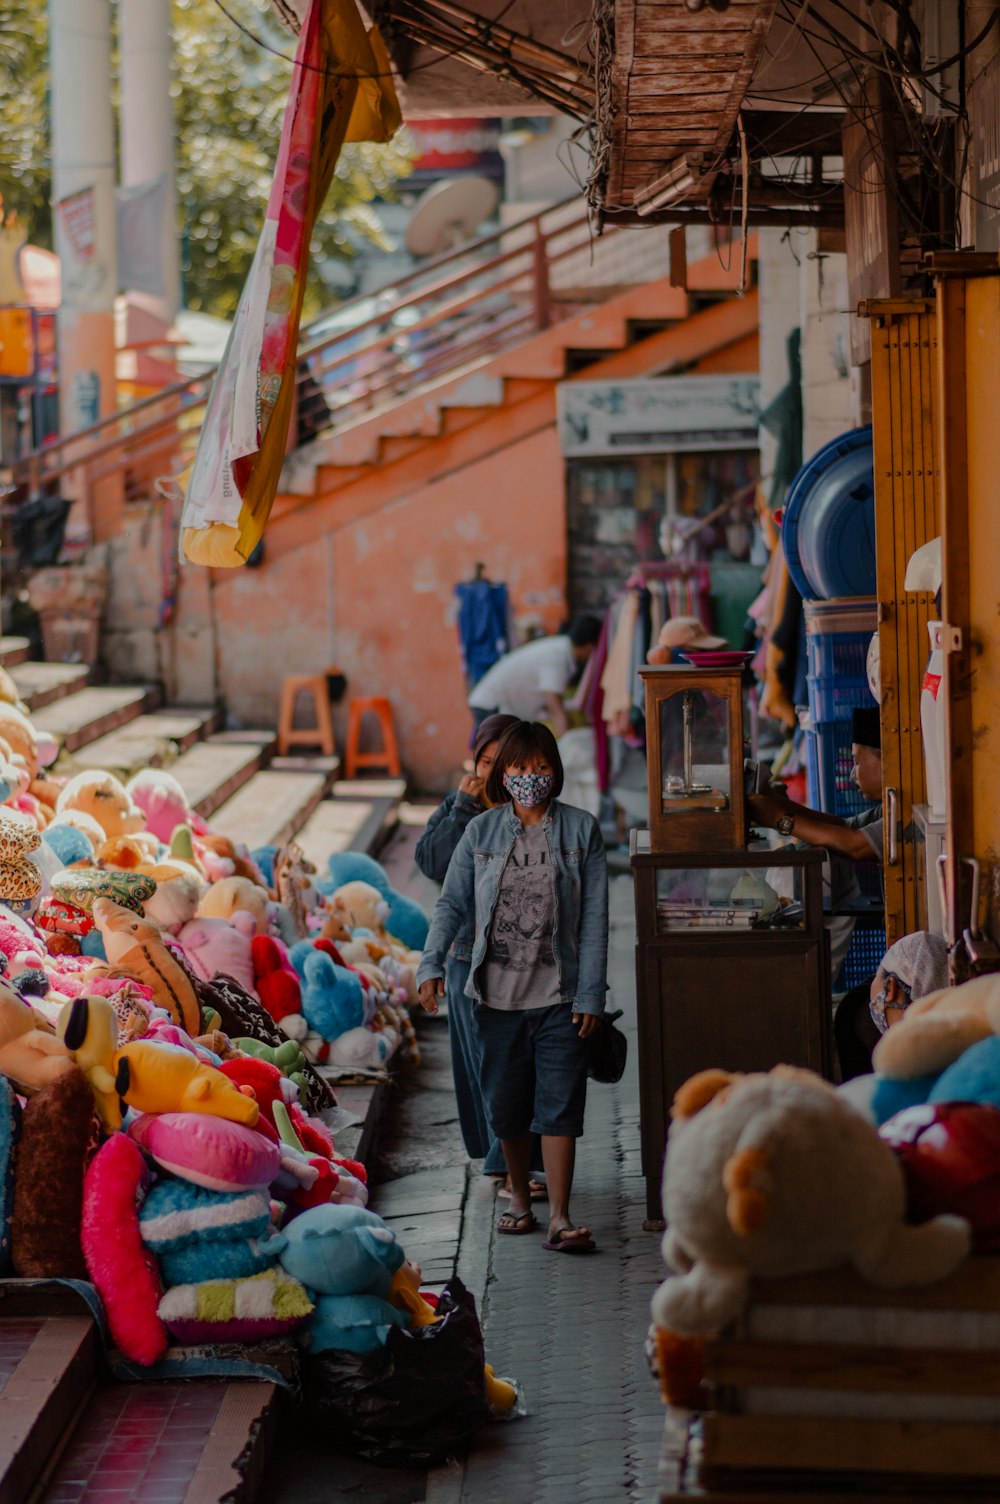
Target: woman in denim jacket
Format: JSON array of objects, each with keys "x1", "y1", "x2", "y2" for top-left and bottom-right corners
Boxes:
[
  {"x1": 414, "y1": 714, "x2": 518, "y2": 1175},
  {"x1": 418, "y1": 721, "x2": 608, "y2": 1253}
]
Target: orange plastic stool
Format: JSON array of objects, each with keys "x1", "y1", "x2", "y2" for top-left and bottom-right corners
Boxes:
[
  {"x1": 277, "y1": 673, "x2": 337, "y2": 757},
  {"x1": 344, "y1": 696, "x2": 402, "y2": 778}
]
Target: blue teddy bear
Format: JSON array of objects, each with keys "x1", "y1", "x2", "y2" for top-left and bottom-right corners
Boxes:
[
  {"x1": 278, "y1": 1204, "x2": 409, "y2": 1356},
  {"x1": 289, "y1": 941, "x2": 366, "y2": 1042}
]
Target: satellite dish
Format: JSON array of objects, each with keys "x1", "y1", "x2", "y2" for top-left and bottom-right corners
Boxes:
[{"x1": 405, "y1": 177, "x2": 500, "y2": 258}]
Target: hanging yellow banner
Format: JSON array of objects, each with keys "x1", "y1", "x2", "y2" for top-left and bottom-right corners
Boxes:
[{"x1": 181, "y1": 0, "x2": 401, "y2": 568}]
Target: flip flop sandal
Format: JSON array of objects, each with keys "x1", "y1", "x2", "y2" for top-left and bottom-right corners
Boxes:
[
  {"x1": 497, "y1": 1210, "x2": 537, "y2": 1235},
  {"x1": 542, "y1": 1227, "x2": 596, "y2": 1254},
  {"x1": 497, "y1": 1181, "x2": 548, "y2": 1203}
]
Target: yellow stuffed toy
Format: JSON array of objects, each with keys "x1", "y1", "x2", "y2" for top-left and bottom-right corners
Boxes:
[
  {"x1": 114, "y1": 1040, "x2": 260, "y2": 1127},
  {"x1": 57, "y1": 994, "x2": 121, "y2": 1132}
]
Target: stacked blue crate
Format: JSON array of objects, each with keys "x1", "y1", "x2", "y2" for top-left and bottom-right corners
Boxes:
[{"x1": 803, "y1": 599, "x2": 885, "y2": 982}]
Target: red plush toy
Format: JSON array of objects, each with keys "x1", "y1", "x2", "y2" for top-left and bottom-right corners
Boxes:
[
  {"x1": 251, "y1": 934, "x2": 302, "y2": 1025},
  {"x1": 218, "y1": 1056, "x2": 284, "y2": 1142}
]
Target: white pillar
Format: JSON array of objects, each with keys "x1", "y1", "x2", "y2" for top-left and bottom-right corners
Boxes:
[
  {"x1": 119, "y1": 0, "x2": 180, "y2": 325},
  {"x1": 49, "y1": 0, "x2": 118, "y2": 433}
]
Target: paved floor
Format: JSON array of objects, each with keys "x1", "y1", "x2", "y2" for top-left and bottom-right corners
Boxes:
[{"x1": 266, "y1": 821, "x2": 666, "y2": 1502}]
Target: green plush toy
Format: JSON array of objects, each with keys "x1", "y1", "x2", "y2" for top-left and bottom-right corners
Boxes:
[{"x1": 233, "y1": 1035, "x2": 313, "y2": 1108}]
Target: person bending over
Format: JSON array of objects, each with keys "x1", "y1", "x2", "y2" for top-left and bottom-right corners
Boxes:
[{"x1": 468, "y1": 615, "x2": 602, "y2": 737}]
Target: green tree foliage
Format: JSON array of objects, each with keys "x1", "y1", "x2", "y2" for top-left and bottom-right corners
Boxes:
[
  {"x1": 175, "y1": 0, "x2": 413, "y2": 316},
  {"x1": 0, "y1": 0, "x2": 412, "y2": 317},
  {"x1": 0, "y1": 4, "x2": 51, "y2": 243}
]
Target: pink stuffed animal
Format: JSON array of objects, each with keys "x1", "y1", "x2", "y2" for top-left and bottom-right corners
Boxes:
[
  {"x1": 126, "y1": 770, "x2": 206, "y2": 845},
  {"x1": 175, "y1": 913, "x2": 257, "y2": 995}
]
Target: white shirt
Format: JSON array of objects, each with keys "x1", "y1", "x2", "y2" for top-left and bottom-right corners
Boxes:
[{"x1": 468, "y1": 635, "x2": 576, "y2": 719}]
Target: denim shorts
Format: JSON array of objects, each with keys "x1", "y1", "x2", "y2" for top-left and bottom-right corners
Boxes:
[{"x1": 473, "y1": 1002, "x2": 590, "y2": 1139}]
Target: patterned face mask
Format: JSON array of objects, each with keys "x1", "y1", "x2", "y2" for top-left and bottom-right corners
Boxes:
[{"x1": 503, "y1": 771, "x2": 554, "y2": 808}]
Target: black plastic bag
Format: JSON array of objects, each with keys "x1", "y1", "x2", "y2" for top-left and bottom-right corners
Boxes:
[
  {"x1": 300, "y1": 1277, "x2": 489, "y2": 1466},
  {"x1": 587, "y1": 1008, "x2": 628, "y2": 1084}
]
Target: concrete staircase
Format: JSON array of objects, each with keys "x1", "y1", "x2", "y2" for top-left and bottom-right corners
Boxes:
[{"x1": 3, "y1": 646, "x2": 403, "y2": 861}]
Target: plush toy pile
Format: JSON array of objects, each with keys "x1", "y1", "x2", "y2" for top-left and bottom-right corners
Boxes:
[
  {"x1": 0, "y1": 706, "x2": 484, "y2": 1398},
  {"x1": 646, "y1": 1048, "x2": 985, "y2": 1408}
]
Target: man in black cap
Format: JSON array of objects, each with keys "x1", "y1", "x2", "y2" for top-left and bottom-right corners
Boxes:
[{"x1": 748, "y1": 706, "x2": 883, "y2": 861}]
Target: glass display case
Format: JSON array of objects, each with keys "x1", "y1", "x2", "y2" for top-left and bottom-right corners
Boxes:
[
  {"x1": 630, "y1": 834, "x2": 831, "y2": 1223},
  {"x1": 640, "y1": 664, "x2": 747, "y2": 852}
]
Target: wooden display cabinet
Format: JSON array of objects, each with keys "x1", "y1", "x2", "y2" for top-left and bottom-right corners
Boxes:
[
  {"x1": 639, "y1": 664, "x2": 747, "y2": 853},
  {"x1": 631, "y1": 834, "x2": 831, "y2": 1222}
]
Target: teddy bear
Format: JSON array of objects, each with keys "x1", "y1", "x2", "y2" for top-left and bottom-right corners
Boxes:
[
  {"x1": 0, "y1": 976, "x2": 77, "y2": 1094},
  {"x1": 126, "y1": 768, "x2": 205, "y2": 846},
  {"x1": 196, "y1": 833, "x2": 263, "y2": 886},
  {"x1": 56, "y1": 771, "x2": 146, "y2": 842},
  {"x1": 196, "y1": 876, "x2": 270, "y2": 934},
  {"x1": 290, "y1": 941, "x2": 366, "y2": 1043},
  {"x1": 177, "y1": 914, "x2": 258, "y2": 996},
  {"x1": 329, "y1": 881, "x2": 390, "y2": 938},
  {"x1": 321, "y1": 853, "x2": 429, "y2": 951},
  {"x1": 651, "y1": 1066, "x2": 971, "y2": 1338},
  {"x1": 91, "y1": 897, "x2": 201, "y2": 1037},
  {"x1": 277, "y1": 1203, "x2": 407, "y2": 1354}
]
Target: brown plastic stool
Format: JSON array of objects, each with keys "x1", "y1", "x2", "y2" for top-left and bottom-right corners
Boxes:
[
  {"x1": 344, "y1": 696, "x2": 401, "y2": 778},
  {"x1": 277, "y1": 672, "x2": 337, "y2": 757}
]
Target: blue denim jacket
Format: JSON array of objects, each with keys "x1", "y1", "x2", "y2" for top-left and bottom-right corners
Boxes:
[
  {"x1": 413, "y1": 790, "x2": 483, "y2": 962},
  {"x1": 417, "y1": 800, "x2": 609, "y2": 1016}
]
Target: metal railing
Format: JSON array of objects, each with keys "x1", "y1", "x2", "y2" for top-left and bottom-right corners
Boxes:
[{"x1": 8, "y1": 198, "x2": 617, "y2": 510}]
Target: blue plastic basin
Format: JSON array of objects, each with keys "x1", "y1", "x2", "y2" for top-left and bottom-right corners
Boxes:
[{"x1": 782, "y1": 426, "x2": 876, "y2": 601}]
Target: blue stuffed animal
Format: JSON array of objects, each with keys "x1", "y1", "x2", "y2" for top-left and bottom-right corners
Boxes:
[
  {"x1": 277, "y1": 1203, "x2": 405, "y2": 1298},
  {"x1": 309, "y1": 1292, "x2": 409, "y2": 1355},
  {"x1": 289, "y1": 941, "x2": 366, "y2": 1042},
  {"x1": 317, "y1": 851, "x2": 430, "y2": 950},
  {"x1": 385, "y1": 891, "x2": 429, "y2": 951},
  {"x1": 139, "y1": 1180, "x2": 280, "y2": 1287},
  {"x1": 318, "y1": 852, "x2": 391, "y2": 899}
]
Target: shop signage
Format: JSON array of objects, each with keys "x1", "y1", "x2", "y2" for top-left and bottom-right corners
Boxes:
[
  {"x1": 57, "y1": 188, "x2": 96, "y2": 262},
  {"x1": 407, "y1": 118, "x2": 504, "y2": 181},
  {"x1": 556, "y1": 375, "x2": 760, "y2": 457}
]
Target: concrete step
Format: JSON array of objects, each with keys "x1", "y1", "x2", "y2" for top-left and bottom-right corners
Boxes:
[
  {"x1": 0, "y1": 637, "x2": 30, "y2": 668},
  {"x1": 40, "y1": 1377, "x2": 277, "y2": 1504},
  {"x1": 7, "y1": 661, "x2": 89, "y2": 712},
  {"x1": 294, "y1": 790, "x2": 399, "y2": 873},
  {"x1": 70, "y1": 706, "x2": 222, "y2": 777},
  {"x1": 34, "y1": 684, "x2": 161, "y2": 755},
  {"x1": 208, "y1": 765, "x2": 335, "y2": 850},
  {"x1": 0, "y1": 1309, "x2": 98, "y2": 1504},
  {"x1": 170, "y1": 731, "x2": 277, "y2": 820}
]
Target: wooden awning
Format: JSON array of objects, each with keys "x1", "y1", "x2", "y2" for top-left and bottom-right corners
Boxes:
[{"x1": 596, "y1": 0, "x2": 782, "y2": 218}]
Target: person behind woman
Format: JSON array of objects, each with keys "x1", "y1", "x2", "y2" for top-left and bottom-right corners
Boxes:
[
  {"x1": 417, "y1": 721, "x2": 608, "y2": 1253},
  {"x1": 414, "y1": 714, "x2": 522, "y2": 1180}
]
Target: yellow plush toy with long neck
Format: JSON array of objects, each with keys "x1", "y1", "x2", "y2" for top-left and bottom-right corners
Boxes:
[
  {"x1": 57, "y1": 994, "x2": 121, "y2": 1132},
  {"x1": 387, "y1": 1261, "x2": 519, "y2": 1417}
]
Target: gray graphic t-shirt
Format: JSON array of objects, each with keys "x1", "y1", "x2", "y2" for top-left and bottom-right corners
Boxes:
[{"x1": 483, "y1": 824, "x2": 561, "y2": 1010}]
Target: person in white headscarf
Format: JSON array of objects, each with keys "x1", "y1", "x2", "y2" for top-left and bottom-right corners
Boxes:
[{"x1": 869, "y1": 931, "x2": 950, "y2": 1035}]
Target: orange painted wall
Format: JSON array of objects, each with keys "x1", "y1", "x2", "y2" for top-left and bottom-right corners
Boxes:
[{"x1": 197, "y1": 298, "x2": 759, "y2": 791}]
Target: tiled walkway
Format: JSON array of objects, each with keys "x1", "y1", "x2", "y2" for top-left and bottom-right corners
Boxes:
[{"x1": 265, "y1": 825, "x2": 667, "y2": 1503}]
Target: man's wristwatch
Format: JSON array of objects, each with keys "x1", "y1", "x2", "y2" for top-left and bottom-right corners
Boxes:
[{"x1": 775, "y1": 813, "x2": 795, "y2": 836}]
